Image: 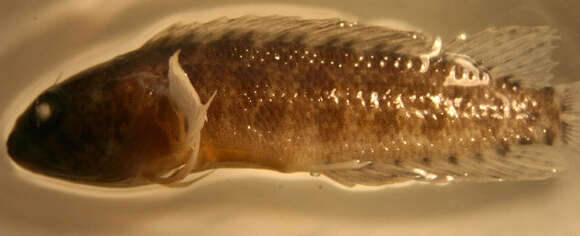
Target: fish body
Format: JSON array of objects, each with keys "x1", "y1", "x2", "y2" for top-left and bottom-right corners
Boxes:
[{"x1": 6, "y1": 16, "x2": 580, "y2": 187}]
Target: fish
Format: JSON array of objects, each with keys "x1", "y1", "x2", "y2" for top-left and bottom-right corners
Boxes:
[{"x1": 5, "y1": 15, "x2": 580, "y2": 187}]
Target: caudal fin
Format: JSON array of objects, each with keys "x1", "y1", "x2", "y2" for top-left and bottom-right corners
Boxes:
[{"x1": 556, "y1": 81, "x2": 580, "y2": 150}]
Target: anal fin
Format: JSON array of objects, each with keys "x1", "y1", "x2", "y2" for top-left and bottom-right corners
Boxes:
[
  {"x1": 306, "y1": 160, "x2": 373, "y2": 172},
  {"x1": 321, "y1": 144, "x2": 568, "y2": 187}
]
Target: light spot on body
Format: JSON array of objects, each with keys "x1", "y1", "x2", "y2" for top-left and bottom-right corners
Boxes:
[{"x1": 370, "y1": 92, "x2": 380, "y2": 108}]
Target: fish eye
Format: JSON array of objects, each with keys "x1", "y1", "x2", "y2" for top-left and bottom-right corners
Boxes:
[
  {"x1": 30, "y1": 91, "x2": 63, "y2": 129},
  {"x1": 35, "y1": 102, "x2": 52, "y2": 123}
]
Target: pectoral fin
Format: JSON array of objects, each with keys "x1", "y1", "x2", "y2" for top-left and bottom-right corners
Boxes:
[{"x1": 149, "y1": 50, "x2": 217, "y2": 185}]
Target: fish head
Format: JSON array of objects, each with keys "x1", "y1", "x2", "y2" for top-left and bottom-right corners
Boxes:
[
  {"x1": 6, "y1": 85, "x2": 89, "y2": 181},
  {"x1": 5, "y1": 59, "x2": 182, "y2": 185}
]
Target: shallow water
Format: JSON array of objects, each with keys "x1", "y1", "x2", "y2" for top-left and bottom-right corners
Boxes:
[{"x1": 1, "y1": 1, "x2": 579, "y2": 235}]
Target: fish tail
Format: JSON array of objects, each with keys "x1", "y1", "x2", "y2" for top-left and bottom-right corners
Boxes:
[
  {"x1": 321, "y1": 26, "x2": 569, "y2": 187},
  {"x1": 556, "y1": 81, "x2": 580, "y2": 150}
]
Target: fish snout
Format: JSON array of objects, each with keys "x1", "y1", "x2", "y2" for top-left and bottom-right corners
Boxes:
[{"x1": 7, "y1": 132, "x2": 28, "y2": 160}]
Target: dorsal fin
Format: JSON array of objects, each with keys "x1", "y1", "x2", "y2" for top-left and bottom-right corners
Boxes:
[
  {"x1": 142, "y1": 15, "x2": 435, "y2": 56},
  {"x1": 445, "y1": 26, "x2": 559, "y2": 88}
]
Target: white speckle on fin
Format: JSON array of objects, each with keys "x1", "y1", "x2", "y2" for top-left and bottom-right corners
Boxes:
[
  {"x1": 306, "y1": 159, "x2": 372, "y2": 171},
  {"x1": 443, "y1": 63, "x2": 491, "y2": 87},
  {"x1": 419, "y1": 37, "x2": 442, "y2": 73},
  {"x1": 445, "y1": 26, "x2": 559, "y2": 88},
  {"x1": 412, "y1": 168, "x2": 438, "y2": 181},
  {"x1": 153, "y1": 50, "x2": 216, "y2": 185}
]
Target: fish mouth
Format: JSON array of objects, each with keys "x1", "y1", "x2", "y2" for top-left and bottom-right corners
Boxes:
[
  {"x1": 6, "y1": 132, "x2": 27, "y2": 160},
  {"x1": 6, "y1": 131, "x2": 127, "y2": 184},
  {"x1": 6, "y1": 132, "x2": 72, "y2": 180},
  {"x1": 5, "y1": 131, "x2": 42, "y2": 172}
]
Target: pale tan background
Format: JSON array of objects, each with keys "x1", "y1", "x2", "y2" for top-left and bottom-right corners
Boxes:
[{"x1": 0, "y1": 1, "x2": 579, "y2": 235}]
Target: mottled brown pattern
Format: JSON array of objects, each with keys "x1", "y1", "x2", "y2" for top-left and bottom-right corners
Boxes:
[{"x1": 139, "y1": 38, "x2": 561, "y2": 172}]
